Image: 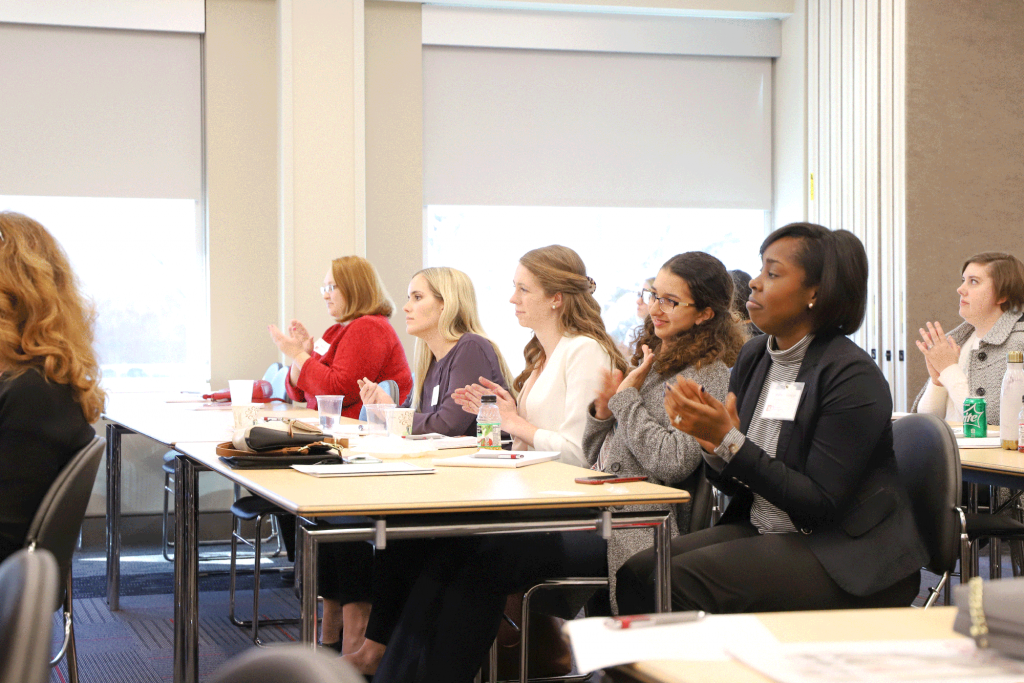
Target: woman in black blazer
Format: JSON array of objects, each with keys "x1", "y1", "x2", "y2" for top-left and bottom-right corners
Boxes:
[{"x1": 617, "y1": 223, "x2": 929, "y2": 614}]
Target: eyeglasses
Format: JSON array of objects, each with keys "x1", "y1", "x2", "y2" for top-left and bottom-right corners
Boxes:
[
  {"x1": 639, "y1": 289, "x2": 696, "y2": 311},
  {"x1": 320, "y1": 284, "x2": 337, "y2": 295}
]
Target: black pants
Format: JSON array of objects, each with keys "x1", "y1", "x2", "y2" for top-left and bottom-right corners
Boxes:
[
  {"x1": 616, "y1": 521, "x2": 921, "y2": 615},
  {"x1": 373, "y1": 530, "x2": 607, "y2": 683}
]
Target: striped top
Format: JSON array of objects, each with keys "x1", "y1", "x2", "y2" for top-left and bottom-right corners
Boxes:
[{"x1": 745, "y1": 334, "x2": 814, "y2": 534}]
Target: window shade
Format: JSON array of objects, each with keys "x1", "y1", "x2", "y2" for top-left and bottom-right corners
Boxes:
[
  {"x1": 0, "y1": 23, "x2": 202, "y2": 200},
  {"x1": 423, "y1": 45, "x2": 772, "y2": 209}
]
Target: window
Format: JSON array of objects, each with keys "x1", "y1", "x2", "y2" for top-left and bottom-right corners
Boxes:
[
  {"x1": 0, "y1": 196, "x2": 209, "y2": 390},
  {"x1": 427, "y1": 205, "x2": 765, "y2": 375}
]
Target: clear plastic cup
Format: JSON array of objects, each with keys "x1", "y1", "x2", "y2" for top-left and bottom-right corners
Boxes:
[
  {"x1": 316, "y1": 395, "x2": 345, "y2": 433},
  {"x1": 362, "y1": 404, "x2": 391, "y2": 435}
]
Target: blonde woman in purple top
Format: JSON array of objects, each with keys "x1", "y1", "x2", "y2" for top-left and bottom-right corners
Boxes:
[{"x1": 318, "y1": 267, "x2": 515, "y2": 671}]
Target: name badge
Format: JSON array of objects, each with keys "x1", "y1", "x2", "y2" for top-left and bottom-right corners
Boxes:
[
  {"x1": 313, "y1": 338, "x2": 330, "y2": 355},
  {"x1": 431, "y1": 385, "x2": 440, "y2": 406},
  {"x1": 760, "y1": 382, "x2": 804, "y2": 421}
]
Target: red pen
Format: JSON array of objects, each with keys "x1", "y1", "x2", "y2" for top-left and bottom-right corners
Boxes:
[
  {"x1": 473, "y1": 452, "x2": 524, "y2": 460},
  {"x1": 604, "y1": 611, "x2": 705, "y2": 629}
]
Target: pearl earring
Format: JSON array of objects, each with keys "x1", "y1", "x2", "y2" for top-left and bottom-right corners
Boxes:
[
  {"x1": 551, "y1": 304, "x2": 556, "y2": 310},
  {"x1": 808, "y1": 302, "x2": 814, "y2": 309}
]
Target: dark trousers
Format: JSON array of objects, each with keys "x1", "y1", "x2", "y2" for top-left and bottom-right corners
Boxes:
[
  {"x1": 616, "y1": 521, "x2": 921, "y2": 615},
  {"x1": 373, "y1": 530, "x2": 607, "y2": 683}
]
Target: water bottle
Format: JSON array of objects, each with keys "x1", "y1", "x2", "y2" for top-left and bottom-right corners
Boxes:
[
  {"x1": 1000, "y1": 351, "x2": 1024, "y2": 449},
  {"x1": 476, "y1": 395, "x2": 502, "y2": 450}
]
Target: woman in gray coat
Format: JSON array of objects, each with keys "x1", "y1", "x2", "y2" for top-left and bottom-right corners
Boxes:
[
  {"x1": 912, "y1": 252, "x2": 1024, "y2": 420},
  {"x1": 582, "y1": 251, "x2": 745, "y2": 612}
]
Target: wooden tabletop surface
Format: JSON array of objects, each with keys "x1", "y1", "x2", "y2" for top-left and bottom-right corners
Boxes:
[
  {"x1": 623, "y1": 606, "x2": 960, "y2": 683},
  {"x1": 173, "y1": 440, "x2": 690, "y2": 516}
]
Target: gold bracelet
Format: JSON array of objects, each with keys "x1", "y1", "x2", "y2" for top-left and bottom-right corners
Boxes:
[{"x1": 968, "y1": 576, "x2": 989, "y2": 649}]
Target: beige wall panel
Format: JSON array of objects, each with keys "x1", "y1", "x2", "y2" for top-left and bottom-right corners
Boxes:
[
  {"x1": 365, "y1": 0, "x2": 424, "y2": 361},
  {"x1": 905, "y1": 0, "x2": 1024, "y2": 404},
  {"x1": 206, "y1": 0, "x2": 280, "y2": 388}
]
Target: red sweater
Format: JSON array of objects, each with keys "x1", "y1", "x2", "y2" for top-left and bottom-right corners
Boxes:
[{"x1": 287, "y1": 315, "x2": 412, "y2": 418}]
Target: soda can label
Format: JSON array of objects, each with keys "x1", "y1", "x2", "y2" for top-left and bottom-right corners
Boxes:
[{"x1": 963, "y1": 397, "x2": 987, "y2": 438}]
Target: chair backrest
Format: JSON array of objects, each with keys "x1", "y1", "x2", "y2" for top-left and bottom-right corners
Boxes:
[
  {"x1": 262, "y1": 362, "x2": 284, "y2": 383},
  {"x1": 686, "y1": 468, "x2": 715, "y2": 533},
  {"x1": 0, "y1": 548, "x2": 59, "y2": 683},
  {"x1": 892, "y1": 413, "x2": 961, "y2": 576},
  {"x1": 268, "y1": 364, "x2": 290, "y2": 402},
  {"x1": 209, "y1": 644, "x2": 366, "y2": 683},
  {"x1": 23, "y1": 436, "x2": 105, "y2": 607}
]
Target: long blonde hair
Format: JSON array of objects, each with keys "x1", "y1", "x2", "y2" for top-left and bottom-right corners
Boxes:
[
  {"x1": 409, "y1": 267, "x2": 516, "y2": 410},
  {"x1": 331, "y1": 255, "x2": 394, "y2": 322},
  {"x1": 0, "y1": 212, "x2": 106, "y2": 422},
  {"x1": 514, "y1": 246, "x2": 628, "y2": 392}
]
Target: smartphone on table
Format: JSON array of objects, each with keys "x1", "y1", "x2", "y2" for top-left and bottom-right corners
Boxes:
[{"x1": 574, "y1": 473, "x2": 648, "y2": 485}]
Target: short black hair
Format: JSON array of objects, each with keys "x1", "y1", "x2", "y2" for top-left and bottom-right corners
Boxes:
[
  {"x1": 729, "y1": 269, "x2": 752, "y2": 321},
  {"x1": 760, "y1": 223, "x2": 868, "y2": 335}
]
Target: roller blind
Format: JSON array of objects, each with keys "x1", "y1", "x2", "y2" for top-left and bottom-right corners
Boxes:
[
  {"x1": 423, "y1": 45, "x2": 772, "y2": 209},
  {"x1": 0, "y1": 22, "x2": 202, "y2": 200}
]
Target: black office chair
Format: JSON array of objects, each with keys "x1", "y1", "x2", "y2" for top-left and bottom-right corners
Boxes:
[
  {"x1": 892, "y1": 413, "x2": 969, "y2": 607},
  {"x1": 0, "y1": 548, "x2": 60, "y2": 683},
  {"x1": 23, "y1": 435, "x2": 105, "y2": 683},
  {"x1": 209, "y1": 644, "x2": 365, "y2": 683}
]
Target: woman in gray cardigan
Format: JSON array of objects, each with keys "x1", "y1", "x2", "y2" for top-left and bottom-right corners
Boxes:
[
  {"x1": 582, "y1": 251, "x2": 745, "y2": 612},
  {"x1": 912, "y1": 252, "x2": 1024, "y2": 420}
]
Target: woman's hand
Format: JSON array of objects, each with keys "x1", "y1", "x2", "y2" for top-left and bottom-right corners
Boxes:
[
  {"x1": 617, "y1": 344, "x2": 655, "y2": 393},
  {"x1": 664, "y1": 377, "x2": 739, "y2": 452},
  {"x1": 358, "y1": 378, "x2": 394, "y2": 406},
  {"x1": 453, "y1": 377, "x2": 519, "y2": 424},
  {"x1": 289, "y1": 319, "x2": 314, "y2": 355},
  {"x1": 915, "y1": 321, "x2": 961, "y2": 381},
  {"x1": 593, "y1": 369, "x2": 623, "y2": 420},
  {"x1": 268, "y1": 323, "x2": 307, "y2": 360}
]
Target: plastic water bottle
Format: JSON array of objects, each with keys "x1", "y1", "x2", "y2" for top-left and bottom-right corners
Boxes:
[
  {"x1": 1000, "y1": 351, "x2": 1024, "y2": 449},
  {"x1": 476, "y1": 395, "x2": 502, "y2": 450}
]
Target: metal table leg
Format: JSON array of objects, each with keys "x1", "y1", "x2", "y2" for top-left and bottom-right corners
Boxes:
[
  {"x1": 654, "y1": 517, "x2": 672, "y2": 613},
  {"x1": 173, "y1": 454, "x2": 200, "y2": 683},
  {"x1": 105, "y1": 424, "x2": 130, "y2": 611},
  {"x1": 300, "y1": 522, "x2": 320, "y2": 648}
]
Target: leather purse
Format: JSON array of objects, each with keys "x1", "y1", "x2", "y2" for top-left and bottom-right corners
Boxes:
[
  {"x1": 232, "y1": 423, "x2": 333, "y2": 453},
  {"x1": 954, "y1": 576, "x2": 1024, "y2": 658}
]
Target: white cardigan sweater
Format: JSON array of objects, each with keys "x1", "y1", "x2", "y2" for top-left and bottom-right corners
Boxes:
[{"x1": 518, "y1": 335, "x2": 614, "y2": 468}]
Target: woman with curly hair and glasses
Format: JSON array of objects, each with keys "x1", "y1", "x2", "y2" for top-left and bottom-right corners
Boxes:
[
  {"x1": 0, "y1": 212, "x2": 105, "y2": 563},
  {"x1": 583, "y1": 251, "x2": 745, "y2": 613}
]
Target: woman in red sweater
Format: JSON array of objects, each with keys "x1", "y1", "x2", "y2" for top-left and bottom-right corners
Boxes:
[{"x1": 269, "y1": 255, "x2": 412, "y2": 418}]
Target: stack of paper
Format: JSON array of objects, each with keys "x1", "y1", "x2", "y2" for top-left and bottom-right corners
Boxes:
[
  {"x1": 292, "y1": 462, "x2": 434, "y2": 477},
  {"x1": 434, "y1": 451, "x2": 560, "y2": 468}
]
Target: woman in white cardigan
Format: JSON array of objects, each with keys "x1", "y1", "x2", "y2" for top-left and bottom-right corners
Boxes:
[
  {"x1": 454, "y1": 245, "x2": 628, "y2": 465},
  {"x1": 378, "y1": 246, "x2": 628, "y2": 683}
]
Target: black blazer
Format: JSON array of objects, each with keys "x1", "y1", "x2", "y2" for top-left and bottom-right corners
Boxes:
[{"x1": 710, "y1": 333, "x2": 928, "y2": 597}]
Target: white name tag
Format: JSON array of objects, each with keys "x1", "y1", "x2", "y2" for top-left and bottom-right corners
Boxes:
[
  {"x1": 431, "y1": 385, "x2": 440, "y2": 406},
  {"x1": 760, "y1": 382, "x2": 804, "y2": 421},
  {"x1": 313, "y1": 338, "x2": 330, "y2": 355}
]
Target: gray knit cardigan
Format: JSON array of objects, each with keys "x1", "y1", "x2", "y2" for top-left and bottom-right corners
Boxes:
[
  {"x1": 911, "y1": 308, "x2": 1024, "y2": 418},
  {"x1": 581, "y1": 360, "x2": 730, "y2": 613}
]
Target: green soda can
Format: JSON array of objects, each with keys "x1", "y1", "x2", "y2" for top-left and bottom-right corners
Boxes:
[{"x1": 963, "y1": 397, "x2": 988, "y2": 438}]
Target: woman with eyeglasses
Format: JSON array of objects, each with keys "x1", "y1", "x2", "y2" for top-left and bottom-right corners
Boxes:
[
  {"x1": 268, "y1": 255, "x2": 413, "y2": 418},
  {"x1": 0, "y1": 212, "x2": 105, "y2": 564},
  {"x1": 583, "y1": 252, "x2": 744, "y2": 613}
]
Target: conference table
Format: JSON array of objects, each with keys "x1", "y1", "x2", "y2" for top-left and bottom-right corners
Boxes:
[
  {"x1": 958, "y1": 443, "x2": 1024, "y2": 578},
  {"x1": 102, "y1": 391, "x2": 316, "y2": 611},
  {"x1": 101, "y1": 392, "x2": 689, "y2": 683}
]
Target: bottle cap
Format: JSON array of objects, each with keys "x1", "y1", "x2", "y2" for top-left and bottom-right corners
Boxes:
[
  {"x1": 1009, "y1": 351, "x2": 1024, "y2": 364},
  {"x1": 481, "y1": 394, "x2": 497, "y2": 403}
]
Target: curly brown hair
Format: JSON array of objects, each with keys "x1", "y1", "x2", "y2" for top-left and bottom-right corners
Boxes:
[
  {"x1": 0, "y1": 212, "x2": 106, "y2": 421},
  {"x1": 513, "y1": 246, "x2": 628, "y2": 392},
  {"x1": 631, "y1": 252, "x2": 745, "y2": 375}
]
